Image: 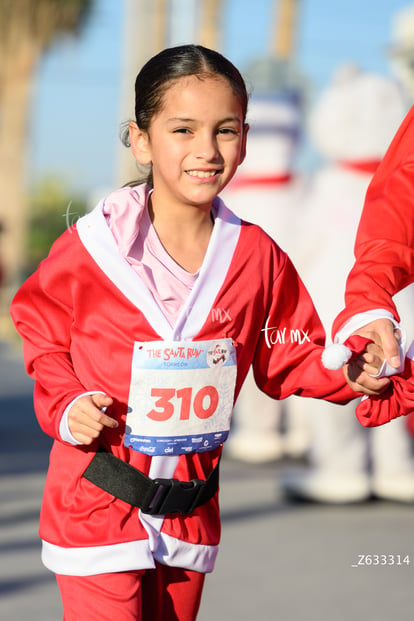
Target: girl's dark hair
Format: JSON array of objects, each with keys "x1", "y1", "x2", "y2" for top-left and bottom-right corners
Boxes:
[{"x1": 121, "y1": 44, "x2": 249, "y2": 186}]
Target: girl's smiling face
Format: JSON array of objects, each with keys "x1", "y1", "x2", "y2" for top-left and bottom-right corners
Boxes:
[{"x1": 130, "y1": 74, "x2": 248, "y2": 213}]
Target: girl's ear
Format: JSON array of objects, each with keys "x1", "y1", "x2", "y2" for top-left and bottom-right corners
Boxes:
[
  {"x1": 129, "y1": 122, "x2": 152, "y2": 165},
  {"x1": 239, "y1": 123, "x2": 249, "y2": 165}
]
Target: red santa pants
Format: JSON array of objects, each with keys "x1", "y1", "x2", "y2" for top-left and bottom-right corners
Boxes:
[{"x1": 56, "y1": 562, "x2": 205, "y2": 621}]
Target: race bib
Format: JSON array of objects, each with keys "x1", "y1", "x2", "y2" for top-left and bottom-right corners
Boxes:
[{"x1": 125, "y1": 339, "x2": 237, "y2": 456}]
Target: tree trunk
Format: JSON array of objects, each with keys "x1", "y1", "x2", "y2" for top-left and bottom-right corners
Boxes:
[
  {"x1": 199, "y1": 0, "x2": 221, "y2": 49},
  {"x1": 272, "y1": 0, "x2": 300, "y2": 61},
  {"x1": 0, "y1": 0, "x2": 91, "y2": 312},
  {"x1": 0, "y1": 36, "x2": 39, "y2": 309}
]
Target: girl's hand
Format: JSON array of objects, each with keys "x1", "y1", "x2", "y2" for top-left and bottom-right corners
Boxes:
[
  {"x1": 343, "y1": 342, "x2": 391, "y2": 396},
  {"x1": 68, "y1": 393, "x2": 117, "y2": 445},
  {"x1": 360, "y1": 340, "x2": 385, "y2": 376},
  {"x1": 358, "y1": 318, "x2": 401, "y2": 369}
]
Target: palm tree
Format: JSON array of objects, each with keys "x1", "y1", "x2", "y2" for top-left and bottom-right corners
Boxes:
[
  {"x1": 272, "y1": 0, "x2": 300, "y2": 60},
  {"x1": 0, "y1": 0, "x2": 92, "y2": 308},
  {"x1": 199, "y1": 0, "x2": 221, "y2": 49}
]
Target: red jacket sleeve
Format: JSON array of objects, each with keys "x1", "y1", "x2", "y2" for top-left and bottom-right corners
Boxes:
[
  {"x1": 252, "y1": 252, "x2": 359, "y2": 405},
  {"x1": 333, "y1": 105, "x2": 414, "y2": 337},
  {"x1": 356, "y1": 357, "x2": 414, "y2": 427},
  {"x1": 10, "y1": 232, "x2": 89, "y2": 440}
]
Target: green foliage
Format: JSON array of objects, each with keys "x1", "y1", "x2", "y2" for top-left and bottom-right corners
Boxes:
[{"x1": 25, "y1": 177, "x2": 87, "y2": 276}]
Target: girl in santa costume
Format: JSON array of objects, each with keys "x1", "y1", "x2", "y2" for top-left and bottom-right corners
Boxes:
[
  {"x1": 10, "y1": 45, "x2": 377, "y2": 621},
  {"x1": 222, "y1": 89, "x2": 312, "y2": 464}
]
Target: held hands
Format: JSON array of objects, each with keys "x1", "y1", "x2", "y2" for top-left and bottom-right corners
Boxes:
[
  {"x1": 343, "y1": 317, "x2": 403, "y2": 395},
  {"x1": 357, "y1": 318, "x2": 402, "y2": 368},
  {"x1": 344, "y1": 340, "x2": 391, "y2": 396},
  {"x1": 329, "y1": 319, "x2": 414, "y2": 428},
  {"x1": 68, "y1": 393, "x2": 118, "y2": 445}
]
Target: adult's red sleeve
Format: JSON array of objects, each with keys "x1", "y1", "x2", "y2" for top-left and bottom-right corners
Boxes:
[{"x1": 333, "y1": 105, "x2": 414, "y2": 337}]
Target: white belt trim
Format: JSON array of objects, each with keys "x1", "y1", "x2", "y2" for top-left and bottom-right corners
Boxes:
[{"x1": 41, "y1": 534, "x2": 218, "y2": 576}]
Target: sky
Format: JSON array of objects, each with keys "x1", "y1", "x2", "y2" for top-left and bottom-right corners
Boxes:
[{"x1": 29, "y1": 0, "x2": 414, "y2": 199}]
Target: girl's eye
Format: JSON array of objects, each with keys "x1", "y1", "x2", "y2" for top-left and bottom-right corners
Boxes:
[
  {"x1": 218, "y1": 128, "x2": 238, "y2": 136},
  {"x1": 173, "y1": 128, "x2": 191, "y2": 134}
]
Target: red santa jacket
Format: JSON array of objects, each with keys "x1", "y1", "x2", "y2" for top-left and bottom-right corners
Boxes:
[
  {"x1": 11, "y1": 187, "x2": 356, "y2": 576},
  {"x1": 333, "y1": 105, "x2": 414, "y2": 338},
  {"x1": 356, "y1": 353, "x2": 414, "y2": 433}
]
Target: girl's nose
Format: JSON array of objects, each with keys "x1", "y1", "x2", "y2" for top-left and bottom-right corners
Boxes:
[{"x1": 195, "y1": 134, "x2": 219, "y2": 161}]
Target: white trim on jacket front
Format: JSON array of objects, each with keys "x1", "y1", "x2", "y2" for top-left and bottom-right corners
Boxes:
[
  {"x1": 49, "y1": 188, "x2": 240, "y2": 575},
  {"x1": 76, "y1": 189, "x2": 241, "y2": 342}
]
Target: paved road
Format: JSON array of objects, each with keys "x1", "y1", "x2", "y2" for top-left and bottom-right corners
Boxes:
[{"x1": 1, "y1": 338, "x2": 413, "y2": 620}]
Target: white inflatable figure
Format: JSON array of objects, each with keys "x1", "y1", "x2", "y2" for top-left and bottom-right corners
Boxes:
[
  {"x1": 223, "y1": 90, "x2": 312, "y2": 462},
  {"x1": 389, "y1": 4, "x2": 414, "y2": 101},
  {"x1": 282, "y1": 66, "x2": 414, "y2": 502}
]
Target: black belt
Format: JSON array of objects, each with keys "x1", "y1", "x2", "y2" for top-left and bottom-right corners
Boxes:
[{"x1": 82, "y1": 447, "x2": 220, "y2": 516}]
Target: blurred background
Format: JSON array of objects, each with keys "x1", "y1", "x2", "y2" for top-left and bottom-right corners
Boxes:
[{"x1": 1, "y1": 0, "x2": 414, "y2": 327}]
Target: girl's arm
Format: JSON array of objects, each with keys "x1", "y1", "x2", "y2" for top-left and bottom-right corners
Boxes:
[
  {"x1": 252, "y1": 254, "x2": 364, "y2": 404},
  {"x1": 11, "y1": 260, "x2": 116, "y2": 443}
]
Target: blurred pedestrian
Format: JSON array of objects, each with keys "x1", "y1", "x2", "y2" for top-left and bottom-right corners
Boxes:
[
  {"x1": 223, "y1": 90, "x2": 312, "y2": 462},
  {"x1": 282, "y1": 66, "x2": 414, "y2": 503}
]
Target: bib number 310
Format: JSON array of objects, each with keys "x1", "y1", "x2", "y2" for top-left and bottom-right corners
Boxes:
[{"x1": 147, "y1": 385, "x2": 219, "y2": 422}]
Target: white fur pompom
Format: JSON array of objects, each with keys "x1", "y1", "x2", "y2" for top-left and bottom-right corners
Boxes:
[{"x1": 322, "y1": 343, "x2": 353, "y2": 370}]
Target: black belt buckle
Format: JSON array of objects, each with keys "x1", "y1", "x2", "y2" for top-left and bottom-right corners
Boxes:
[{"x1": 143, "y1": 477, "x2": 206, "y2": 515}]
